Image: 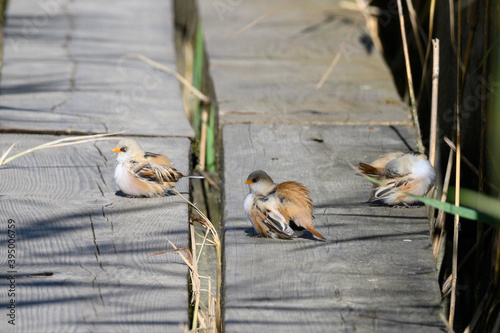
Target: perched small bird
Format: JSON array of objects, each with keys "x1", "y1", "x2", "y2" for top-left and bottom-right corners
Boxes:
[
  {"x1": 112, "y1": 139, "x2": 202, "y2": 197},
  {"x1": 358, "y1": 152, "x2": 436, "y2": 206},
  {"x1": 244, "y1": 170, "x2": 326, "y2": 241}
]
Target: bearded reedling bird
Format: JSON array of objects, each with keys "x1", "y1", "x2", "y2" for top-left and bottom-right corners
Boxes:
[
  {"x1": 358, "y1": 152, "x2": 436, "y2": 206},
  {"x1": 112, "y1": 139, "x2": 203, "y2": 197},
  {"x1": 244, "y1": 170, "x2": 326, "y2": 241}
]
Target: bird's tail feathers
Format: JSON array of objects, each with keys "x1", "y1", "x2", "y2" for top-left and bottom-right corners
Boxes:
[
  {"x1": 184, "y1": 175, "x2": 205, "y2": 179},
  {"x1": 309, "y1": 227, "x2": 326, "y2": 241},
  {"x1": 358, "y1": 162, "x2": 379, "y2": 176}
]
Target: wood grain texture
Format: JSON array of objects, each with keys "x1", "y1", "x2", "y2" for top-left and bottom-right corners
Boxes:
[
  {"x1": 222, "y1": 124, "x2": 444, "y2": 332},
  {"x1": 0, "y1": 135, "x2": 191, "y2": 332},
  {"x1": 0, "y1": 0, "x2": 194, "y2": 138},
  {"x1": 198, "y1": 0, "x2": 407, "y2": 125}
]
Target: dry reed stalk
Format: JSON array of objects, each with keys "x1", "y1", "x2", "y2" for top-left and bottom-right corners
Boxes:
[
  {"x1": 438, "y1": 150, "x2": 454, "y2": 227},
  {"x1": 150, "y1": 234, "x2": 210, "y2": 332},
  {"x1": 417, "y1": 0, "x2": 436, "y2": 106},
  {"x1": 443, "y1": 136, "x2": 500, "y2": 208},
  {"x1": 149, "y1": 206, "x2": 219, "y2": 332},
  {"x1": 449, "y1": 213, "x2": 460, "y2": 329},
  {"x1": 198, "y1": 170, "x2": 220, "y2": 190},
  {"x1": 463, "y1": 286, "x2": 495, "y2": 333},
  {"x1": 476, "y1": 2, "x2": 490, "y2": 307},
  {"x1": 206, "y1": 276, "x2": 214, "y2": 331},
  {"x1": 0, "y1": 143, "x2": 15, "y2": 166},
  {"x1": 429, "y1": 38, "x2": 439, "y2": 167},
  {"x1": 316, "y1": 17, "x2": 360, "y2": 89},
  {"x1": 442, "y1": 227, "x2": 494, "y2": 297},
  {"x1": 199, "y1": 108, "x2": 209, "y2": 171},
  {"x1": 428, "y1": 186, "x2": 438, "y2": 231},
  {"x1": 448, "y1": 0, "x2": 456, "y2": 51},
  {"x1": 434, "y1": 229, "x2": 447, "y2": 266},
  {"x1": 196, "y1": 228, "x2": 212, "y2": 264},
  {"x1": 443, "y1": 137, "x2": 479, "y2": 176},
  {"x1": 449, "y1": 1, "x2": 462, "y2": 328},
  {"x1": 494, "y1": 229, "x2": 500, "y2": 286},
  {"x1": 404, "y1": 0, "x2": 425, "y2": 64},
  {"x1": 189, "y1": 220, "x2": 203, "y2": 331},
  {"x1": 150, "y1": 239, "x2": 201, "y2": 317},
  {"x1": 479, "y1": 0, "x2": 490, "y2": 194},
  {"x1": 396, "y1": 0, "x2": 425, "y2": 154},
  {"x1": 172, "y1": 188, "x2": 222, "y2": 333},
  {"x1": 182, "y1": 42, "x2": 195, "y2": 120},
  {"x1": 226, "y1": 0, "x2": 296, "y2": 37},
  {"x1": 122, "y1": 53, "x2": 209, "y2": 103},
  {"x1": 461, "y1": 1, "x2": 479, "y2": 85},
  {"x1": 191, "y1": 217, "x2": 198, "y2": 274},
  {"x1": 434, "y1": 149, "x2": 453, "y2": 263},
  {"x1": 440, "y1": 313, "x2": 455, "y2": 333},
  {"x1": 428, "y1": 38, "x2": 439, "y2": 235},
  {"x1": 0, "y1": 132, "x2": 123, "y2": 168},
  {"x1": 442, "y1": 138, "x2": 500, "y2": 196}
]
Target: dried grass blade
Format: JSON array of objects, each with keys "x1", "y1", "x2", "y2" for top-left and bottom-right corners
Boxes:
[
  {"x1": 417, "y1": 0, "x2": 437, "y2": 106},
  {"x1": 396, "y1": 0, "x2": 424, "y2": 153},
  {"x1": 148, "y1": 248, "x2": 182, "y2": 257},
  {"x1": 227, "y1": 0, "x2": 296, "y2": 37},
  {"x1": 196, "y1": 228, "x2": 211, "y2": 264},
  {"x1": 449, "y1": 1, "x2": 462, "y2": 326},
  {"x1": 316, "y1": 17, "x2": 360, "y2": 89},
  {"x1": 448, "y1": 0, "x2": 456, "y2": 50},
  {"x1": 1, "y1": 132, "x2": 123, "y2": 167},
  {"x1": 443, "y1": 137, "x2": 479, "y2": 176},
  {"x1": 164, "y1": 237, "x2": 196, "y2": 272},
  {"x1": 172, "y1": 188, "x2": 222, "y2": 332},
  {"x1": 429, "y1": 38, "x2": 440, "y2": 166},
  {"x1": 0, "y1": 143, "x2": 15, "y2": 166},
  {"x1": 404, "y1": 0, "x2": 425, "y2": 64},
  {"x1": 123, "y1": 53, "x2": 210, "y2": 103},
  {"x1": 37, "y1": 132, "x2": 122, "y2": 148}
]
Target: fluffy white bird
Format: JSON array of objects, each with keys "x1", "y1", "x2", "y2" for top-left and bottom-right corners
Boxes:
[
  {"x1": 112, "y1": 139, "x2": 202, "y2": 197},
  {"x1": 358, "y1": 152, "x2": 436, "y2": 206},
  {"x1": 244, "y1": 170, "x2": 326, "y2": 241}
]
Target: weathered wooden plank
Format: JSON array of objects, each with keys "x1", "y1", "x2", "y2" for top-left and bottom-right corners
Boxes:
[
  {"x1": 222, "y1": 124, "x2": 444, "y2": 332},
  {"x1": 198, "y1": 0, "x2": 407, "y2": 125},
  {"x1": 0, "y1": 135, "x2": 191, "y2": 332},
  {"x1": 0, "y1": 0, "x2": 193, "y2": 138}
]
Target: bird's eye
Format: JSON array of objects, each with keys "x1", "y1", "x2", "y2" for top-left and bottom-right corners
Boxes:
[
  {"x1": 252, "y1": 178, "x2": 258, "y2": 183},
  {"x1": 120, "y1": 147, "x2": 128, "y2": 152}
]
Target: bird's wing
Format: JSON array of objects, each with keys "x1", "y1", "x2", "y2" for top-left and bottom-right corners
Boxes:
[
  {"x1": 244, "y1": 193, "x2": 266, "y2": 235},
  {"x1": 145, "y1": 152, "x2": 172, "y2": 167},
  {"x1": 371, "y1": 152, "x2": 405, "y2": 169},
  {"x1": 370, "y1": 176, "x2": 424, "y2": 205},
  {"x1": 254, "y1": 195, "x2": 294, "y2": 238},
  {"x1": 130, "y1": 154, "x2": 183, "y2": 184},
  {"x1": 359, "y1": 152, "x2": 405, "y2": 179},
  {"x1": 358, "y1": 163, "x2": 382, "y2": 178},
  {"x1": 276, "y1": 182, "x2": 326, "y2": 241}
]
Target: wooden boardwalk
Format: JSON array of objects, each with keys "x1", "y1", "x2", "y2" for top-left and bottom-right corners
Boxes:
[
  {"x1": 0, "y1": 0, "x2": 192, "y2": 331},
  {"x1": 197, "y1": 0, "x2": 445, "y2": 331},
  {"x1": 0, "y1": 0, "x2": 445, "y2": 331}
]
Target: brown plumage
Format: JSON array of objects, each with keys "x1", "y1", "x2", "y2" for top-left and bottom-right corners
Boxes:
[
  {"x1": 358, "y1": 152, "x2": 436, "y2": 206},
  {"x1": 358, "y1": 152, "x2": 405, "y2": 181},
  {"x1": 243, "y1": 170, "x2": 326, "y2": 241},
  {"x1": 113, "y1": 139, "x2": 203, "y2": 197}
]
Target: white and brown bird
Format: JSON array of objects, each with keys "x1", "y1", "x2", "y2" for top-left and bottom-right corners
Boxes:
[
  {"x1": 358, "y1": 152, "x2": 436, "y2": 206},
  {"x1": 112, "y1": 139, "x2": 202, "y2": 197},
  {"x1": 244, "y1": 170, "x2": 326, "y2": 241}
]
